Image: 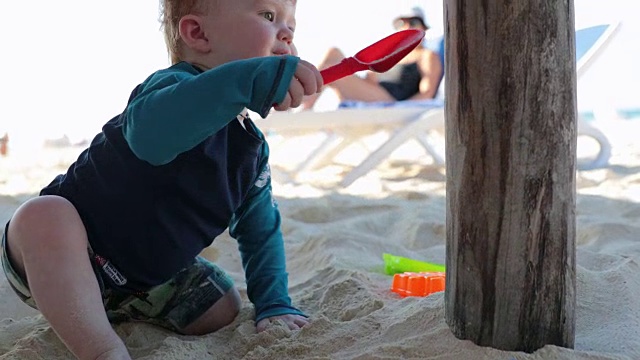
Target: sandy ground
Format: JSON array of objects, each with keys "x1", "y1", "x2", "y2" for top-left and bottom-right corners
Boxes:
[{"x1": 0, "y1": 118, "x2": 639, "y2": 359}]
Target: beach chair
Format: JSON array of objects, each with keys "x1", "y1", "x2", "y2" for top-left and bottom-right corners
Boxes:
[{"x1": 259, "y1": 23, "x2": 619, "y2": 187}]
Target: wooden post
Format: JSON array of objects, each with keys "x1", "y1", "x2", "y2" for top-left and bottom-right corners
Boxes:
[{"x1": 444, "y1": 0, "x2": 577, "y2": 352}]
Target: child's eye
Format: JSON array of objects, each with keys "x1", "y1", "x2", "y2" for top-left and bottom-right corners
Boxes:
[{"x1": 262, "y1": 12, "x2": 274, "y2": 21}]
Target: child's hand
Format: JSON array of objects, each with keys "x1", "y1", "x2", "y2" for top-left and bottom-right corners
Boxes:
[
  {"x1": 256, "y1": 314, "x2": 309, "y2": 332},
  {"x1": 274, "y1": 60, "x2": 323, "y2": 111}
]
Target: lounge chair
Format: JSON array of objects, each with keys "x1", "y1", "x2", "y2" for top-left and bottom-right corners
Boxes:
[{"x1": 258, "y1": 22, "x2": 619, "y2": 187}]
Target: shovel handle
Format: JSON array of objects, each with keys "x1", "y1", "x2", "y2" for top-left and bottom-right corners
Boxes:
[{"x1": 320, "y1": 57, "x2": 368, "y2": 85}]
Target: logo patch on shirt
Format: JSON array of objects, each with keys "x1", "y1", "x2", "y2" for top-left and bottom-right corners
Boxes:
[
  {"x1": 94, "y1": 254, "x2": 128, "y2": 286},
  {"x1": 255, "y1": 165, "x2": 271, "y2": 188}
]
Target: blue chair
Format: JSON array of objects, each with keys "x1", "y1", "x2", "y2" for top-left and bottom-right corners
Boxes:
[{"x1": 262, "y1": 23, "x2": 619, "y2": 186}]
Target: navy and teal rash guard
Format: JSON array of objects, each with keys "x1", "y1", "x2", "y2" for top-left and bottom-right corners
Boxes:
[{"x1": 39, "y1": 56, "x2": 303, "y2": 321}]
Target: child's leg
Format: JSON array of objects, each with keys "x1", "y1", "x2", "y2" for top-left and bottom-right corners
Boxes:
[
  {"x1": 180, "y1": 285, "x2": 241, "y2": 335},
  {"x1": 6, "y1": 195, "x2": 130, "y2": 360},
  {"x1": 105, "y1": 257, "x2": 241, "y2": 336}
]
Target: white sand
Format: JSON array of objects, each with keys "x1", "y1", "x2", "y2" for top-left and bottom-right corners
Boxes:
[{"x1": 1, "y1": 120, "x2": 639, "y2": 360}]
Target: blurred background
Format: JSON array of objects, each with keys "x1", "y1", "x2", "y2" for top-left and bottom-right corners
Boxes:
[{"x1": 0, "y1": 0, "x2": 638, "y2": 150}]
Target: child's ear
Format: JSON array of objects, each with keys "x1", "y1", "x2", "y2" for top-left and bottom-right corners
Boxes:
[{"x1": 179, "y1": 15, "x2": 210, "y2": 53}]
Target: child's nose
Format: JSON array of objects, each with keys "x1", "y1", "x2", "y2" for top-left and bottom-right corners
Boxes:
[{"x1": 279, "y1": 27, "x2": 294, "y2": 44}]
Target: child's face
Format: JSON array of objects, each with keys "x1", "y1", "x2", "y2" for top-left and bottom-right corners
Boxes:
[{"x1": 200, "y1": 0, "x2": 297, "y2": 67}]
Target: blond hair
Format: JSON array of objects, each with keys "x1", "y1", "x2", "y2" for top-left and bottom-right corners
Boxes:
[{"x1": 159, "y1": 0, "x2": 211, "y2": 64}]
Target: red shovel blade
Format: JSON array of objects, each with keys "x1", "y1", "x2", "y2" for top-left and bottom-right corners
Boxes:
[{"x1": 320, "y1": 29, "x2": 425, "y2": 85}]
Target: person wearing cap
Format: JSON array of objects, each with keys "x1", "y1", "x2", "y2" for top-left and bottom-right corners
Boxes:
[{"x1": 301, "y1": 6, "x2": 444, "y2": 110}]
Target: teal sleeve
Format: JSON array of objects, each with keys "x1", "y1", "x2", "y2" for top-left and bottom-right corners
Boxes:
[
  {"x1": 122, "y1": 56, "x2": 299, "y2": 165},
  {"x1": 228, "y1": 143, "x2": 305, "y2": 322}
]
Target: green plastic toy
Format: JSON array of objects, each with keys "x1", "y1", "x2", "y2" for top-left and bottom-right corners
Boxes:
[{"x1": 383, "y1": 253, "x2": 446, "y2": 275}]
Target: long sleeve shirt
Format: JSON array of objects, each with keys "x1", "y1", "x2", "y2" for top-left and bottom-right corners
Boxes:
[{"x1": 40, "y1": 55, "x2": 304, "y2": 321}]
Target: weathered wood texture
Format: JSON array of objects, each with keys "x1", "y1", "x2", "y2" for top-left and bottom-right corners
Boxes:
[{"x1": 444, "y1": 0, "x2": 577, "y2": 352}]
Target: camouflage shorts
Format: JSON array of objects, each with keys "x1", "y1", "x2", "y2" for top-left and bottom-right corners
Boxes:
[{"x1": 1, "y1": 222, "x2": 234, "y2": 332}]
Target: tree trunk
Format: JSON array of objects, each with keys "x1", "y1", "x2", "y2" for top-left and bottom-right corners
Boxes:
[{"x1": 444, "y1": 0, "x2": 577, "y2": 352}]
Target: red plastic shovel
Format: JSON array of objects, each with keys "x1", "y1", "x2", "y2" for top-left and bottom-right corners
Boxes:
[{"x1": 320, "y1": 29, "x2": 426, "y2": 85}]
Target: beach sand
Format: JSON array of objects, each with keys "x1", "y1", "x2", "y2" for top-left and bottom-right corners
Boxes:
[{"x1": 1, "y1": 119, "x2": 639, "y2": 360}]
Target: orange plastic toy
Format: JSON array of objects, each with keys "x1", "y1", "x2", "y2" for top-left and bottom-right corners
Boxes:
[{"x1": 391, "y1": 272, "x2": 445, "y2": 297}]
